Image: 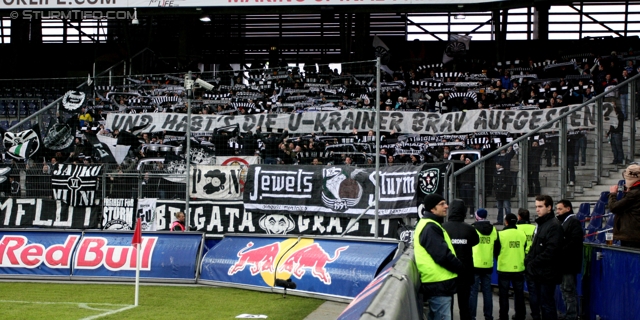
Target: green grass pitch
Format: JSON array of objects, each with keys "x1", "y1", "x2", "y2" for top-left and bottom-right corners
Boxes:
[{"x1": 0, "y1": 282, "x2": 324, "y2": 320}]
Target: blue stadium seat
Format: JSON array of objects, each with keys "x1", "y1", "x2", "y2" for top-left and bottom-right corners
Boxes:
[
  {"x1": 585, "y1": 192, "x2": 609, "y2": 243},
  {"x1": 0, "y1": 121, "x2": 8, "y2": 130},
  {"x1": 577, "y1": 203, "x2": 590, "y2": 229},
  {"x1": 18, "y1": 108, "x2": 27, "y2": 117},
  {"x1": 8, "y1": 120, "x2": 18, "y2": 129}
]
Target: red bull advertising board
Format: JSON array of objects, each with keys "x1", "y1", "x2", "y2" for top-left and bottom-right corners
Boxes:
[
  {"x1": 72, "y1": 232, "x2": 202, "y2": 281},
  {"x1": 199, "y1": 236, "x2": 399, "y2": 298},
  {"x1": 0, "y1": 230, "x2": 83, "y2": 277}
]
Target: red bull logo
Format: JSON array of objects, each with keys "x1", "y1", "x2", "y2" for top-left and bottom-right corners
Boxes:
[
  {"x1": 74, "y1": 236, "x2": 158, "y2": 271},
  {"x1": 227, "y1": 239, "x2": 348, "y2": 286},
  {"x1": 228, "y1": 242, "x2": 280, "y2": 276},
  {"x1": 0, "y1": 235, "x2": 79, "y2": 268}
]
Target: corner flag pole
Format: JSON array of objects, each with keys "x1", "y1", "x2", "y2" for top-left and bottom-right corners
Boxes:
[{"x1": 132, "y1": 217, "x2": 142, "y2": 306}]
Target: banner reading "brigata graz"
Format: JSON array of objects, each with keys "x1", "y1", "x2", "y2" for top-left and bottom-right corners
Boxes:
[
  {"x1": 243, "y1": 164, "x2": 424, "y2": 217},
  {"x1": 107, "y1": 105, "x2": 600, "y2": 135},
  {"x1": 154, "y1": 200, "x2": 401, "y2": 238}
]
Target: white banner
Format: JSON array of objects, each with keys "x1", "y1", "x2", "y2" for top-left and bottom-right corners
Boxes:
[
  {"x1": 106, "y1": 104, "x2": 607, "y2": 136},
  {"x1": 137, "y1": 198, "x2": 157, "y2": 231},
  {"x1": 216, "y1": 156, "x2": 260, "y2": 166},
  {"x1": 189, "y1": 165, "x2": 245, "y2": 201},
  {"x1": 4, "y1": 0, "x2": 503, "y2": 9}
]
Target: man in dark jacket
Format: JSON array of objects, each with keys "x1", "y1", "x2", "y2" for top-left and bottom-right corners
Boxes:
[
  {"x1": 443, "y1": 199, "x2": 480, "y2": 320},
  {"x1": 414, "y1": 194, "x2": 465, "y2": 320},
  {"x1": 471, "y1": 208, "x2": 499, "y2": 320},
  {"x1": 528, "y1": 141, "x2": 543, "y2": 196},
  {"x1": 556, "y1": 199, "x2": 583, "y2": 320},
  {"x1": 608, "y1": 164, "x2": 640, "y2": 248},
  {"x1": 256, "y1": 127, "x2": 288, "y2": 164},
  {"x1": 525, "y1": 195, "x2": 564, "y2": 320},
  {"x1": 494, "y1": 163, "x2": 512, "y2": 225}
]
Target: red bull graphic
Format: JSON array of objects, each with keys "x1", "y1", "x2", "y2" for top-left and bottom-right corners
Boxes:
[
  {"x1": 200, "y1": 236, "x2": 398, "y2": 298},
  {"x1": 0, "y1": 235, "x2": 79, "y2": 268},
  {"x1": 278, "y1": 243, "x2": 348, "y2": 285},
  {"x1": 228, "y1": 242, "x2": 280, "y2": 276},
  {"x1": 74, "y1": 236, "x2": 158, "y2": 271}
]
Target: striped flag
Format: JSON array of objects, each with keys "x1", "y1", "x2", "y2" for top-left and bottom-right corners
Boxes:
[{"x1": 8, "y1": 140, "x2": 30, "y2": 160}]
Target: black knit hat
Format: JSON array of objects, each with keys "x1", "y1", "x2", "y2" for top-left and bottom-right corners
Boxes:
[{"x1": 423, "y1": 194, "x2": 445, "y2": 212}]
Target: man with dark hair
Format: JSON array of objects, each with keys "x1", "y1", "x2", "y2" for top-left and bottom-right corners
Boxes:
[
  {"x1": 525, "y1": 195, "x2": 564, "y2": 320},
  {"x1": 443, "y1": 199, "x2": 480, "y2": 320},
  {"x1": 517, "y1": 208, "x2": 538, "y2": 320},
  {"x1": 414, "y1": 194, "x2": 464, "y2": 320},
  {"x1": 555, "y1": 199, "x2": 582, "y2": 320},
  {"x1": 495, "y1": 213, "x2": 527, "y2": 320}
]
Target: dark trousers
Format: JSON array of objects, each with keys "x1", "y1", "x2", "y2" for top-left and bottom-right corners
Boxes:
[
  {"x1": 456, "y1": 277, "x2": 473, "y2": 320},
  {"x1": 498, "y1": 272, "x2": 526, "y2": 320},
  {"x1": 531, "y1": 281, "x2": 557, "y2": 320},
  {"x1": 528, "y1": 170, "x2": 540, "y2": 195},
  {"x1": 525, "y1": 277, "x2": 540, "y2": 320},
  {"x1": 545, "y1": 139, "x2": 558, "y2": 166}
]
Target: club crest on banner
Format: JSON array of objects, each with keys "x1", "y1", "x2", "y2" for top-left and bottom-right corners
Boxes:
[
  {"x1": 62, "y1": 90, "x2": 86, "y2": 111},
  {"x1": 3, "y1": 129, "x2": 40, "y2": 160},
  {"x1": 259, "y1": 214, "x2": 296, "y2": 234},
  {"x1": 44, "y1": 123, "x2": 74, "y2": 150},
  {"x1": 419, "y1": 168, "x2": 440, "y2": 194},
  {"x1": 321, "y1": 167, "x2": 363, "y2": 212},
  {"x1": 190, "y1": 147, "x2": 215, "y2": 164}
]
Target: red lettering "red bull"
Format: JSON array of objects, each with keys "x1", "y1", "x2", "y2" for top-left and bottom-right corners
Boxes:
[
  {"x1": 0, "y1": 235, "x2": 79, "y2": 269},
  {"x1": 278, "y1": 243, "x2": 348, "y2": 285},
  {"x1": 228, "y1": 242, "x2": 280, "y2": 276},
  {"x1": 74, "y1": 237, "x2": 158, "y2": 271}
]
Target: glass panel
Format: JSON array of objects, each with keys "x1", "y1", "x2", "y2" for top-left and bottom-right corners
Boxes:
[
  {"x1": 582, "y1": 23, "x2": 624, "y2": 31},
  {"x1": 450, "y1": 25, "x2": 477, "y2": 32},
  {"x1": 549, "y1": 14, "x2": 581, "y2": 22},
  {"x1": 550, "y1": 24, "x2": 580, "y2": 31},
  {"x1": 589, "y1": 14, "x2": 625, "y2": 22},
  {"x1": 507, "y1": 24, "x2": 529, "y2": 32},
  {"x1": 506, "y1": 33, "x2": 528, "y2": 40},
  {"x1": 407, "y1": 34, "x2": 441, "y2": 41},
  {"x1": 409, "y1": 15, "x2": 449, "y2": 23},
  {"x1": 583, "y1": 4, "x2": 626, "y2": 13},
  {"x1": 549, "y1": 33, "x2": 580, "y2": 40}
]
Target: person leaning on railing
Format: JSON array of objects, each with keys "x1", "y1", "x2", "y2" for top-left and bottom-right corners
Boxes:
[{"x1": 608, "y1": 164, "x2": 640, "y2": 249}]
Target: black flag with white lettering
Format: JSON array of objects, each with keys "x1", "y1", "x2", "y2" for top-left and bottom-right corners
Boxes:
[
  {"x1": 51, "y1": 164, "x2": 103, "y2": 207},
  {"x1": 84, "y1": 132, "x2": 117, "y2": 163}
]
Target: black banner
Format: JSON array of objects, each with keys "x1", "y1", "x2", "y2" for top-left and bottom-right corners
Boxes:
[
  {"x1": 0, "y1": 198, "x2": 100, "y2": 229},
  {"x1": 243, "y1": 164, "x2": 422, "y2": 218},
  {"x1": 416, "y1": 163, "x2": 448, "y2": 198},
  {"x1": 154, "y1": 200, "x2": 400, "y2": 238},
  {"x1": 51, "y1": 164, "x2": 102, "y2": 207}
]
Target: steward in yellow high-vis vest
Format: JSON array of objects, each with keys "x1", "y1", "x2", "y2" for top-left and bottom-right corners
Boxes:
[
  {"x1": 516, "y1": 209, "x2": 536, "y2": 255},
  {"x1": 495, "y1": 214, "x2": 527, "y2": 320},
  {"x1": 469, "y1": 208, "x2": 499, "y2": 320},
  {"x1": 414, "y1": 194, "x2": 464, "y2": 320}
]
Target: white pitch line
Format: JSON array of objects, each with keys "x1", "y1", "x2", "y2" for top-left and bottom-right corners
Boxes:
[
  {"x1": 79, "y1": 304, "x2": 137, "y2": 320},
  {"x1": 0, "y1": 300, "x2": 137, "y2": 320}
]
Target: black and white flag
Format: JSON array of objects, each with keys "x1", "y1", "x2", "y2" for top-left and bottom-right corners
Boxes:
[
  {"x1": 62, "y1": 90, "x2": 86, "y2": 112},
  {"x1": 3, "y1": 129, "x2": 40, "y2": 160},
  {"x1": 102, "y1": 198, "x2": 135, "y2": 230},
  {"x1": 51, "y1": 164, "x2": 102, "y2": 207},
  {"x1": 443, "y1": 34, "x2": 471, "y2": 64},
  {"x1": 190, "y1": 165, "x2": 246, "y2": 200}
]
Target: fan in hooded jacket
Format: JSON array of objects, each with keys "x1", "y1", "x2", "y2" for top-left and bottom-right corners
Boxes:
[{"x1": 443, "y1": 199, "x2": 480, "y2": 320}]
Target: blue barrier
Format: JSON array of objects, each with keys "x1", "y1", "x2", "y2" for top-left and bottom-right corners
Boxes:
[
  {"x1": 584, "y1": 244, "x2": 640, "y2": 320},
  {"x1": 0, "y1": 230, "x2": 82, "y2": 277},
  {"x1": 199, "y1": 235, "x2": 398, "y2": 298},
  {"x1": 73, "y1": 232, "x2": 202, "y2": 281}
]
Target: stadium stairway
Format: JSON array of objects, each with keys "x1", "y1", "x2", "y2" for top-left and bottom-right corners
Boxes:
[{"x1": 482, "y1": 118, "x2": 640, "y2": 217}]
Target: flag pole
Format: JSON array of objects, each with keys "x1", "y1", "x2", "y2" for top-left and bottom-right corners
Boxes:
[
  {"x1": 132, "y1": 216, "x2": 142, "y2": 306},
  {"x1": 135, "y1": 242, "x2": 140, "y2": 306}
]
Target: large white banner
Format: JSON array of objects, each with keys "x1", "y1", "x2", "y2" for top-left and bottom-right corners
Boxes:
[
  {"x1": 106, "y1": 104, "x2": 605, "y2": 136},
  {"x1": 189, "y1": 165, "x2": 245, "y2": 201},
  {"x1": 137, "y1": 198, "x2": 157, "y2": 231},
  {"x1": 4, "y1": 0, "x2": 503, "y2": 9}
]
